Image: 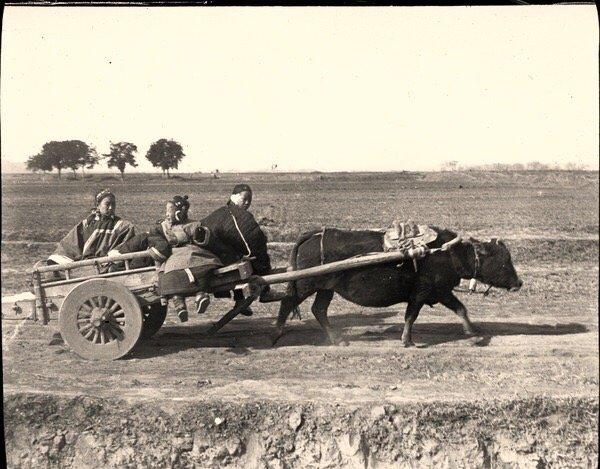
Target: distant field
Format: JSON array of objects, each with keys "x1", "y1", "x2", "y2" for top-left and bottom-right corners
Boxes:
[
  {"x1": 2, "y1": 170, "x2": 598, "y2": 294},
  {"x1": 2, "y1": 170, "x2": 598, "y2": 244}
]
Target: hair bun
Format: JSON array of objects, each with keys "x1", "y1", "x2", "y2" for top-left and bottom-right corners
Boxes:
[{"x1": 171, "y1": 195, "x2": 190, "y2": 209}]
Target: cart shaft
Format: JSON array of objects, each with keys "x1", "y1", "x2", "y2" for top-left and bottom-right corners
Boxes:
[{"x1": 257, "y1": 249, "x2": 428, "y2": 285}]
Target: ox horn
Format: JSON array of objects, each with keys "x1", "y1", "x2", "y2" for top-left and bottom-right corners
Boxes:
[{"x1": 441, "y1": 236, "x2": 462, "y2": 251}]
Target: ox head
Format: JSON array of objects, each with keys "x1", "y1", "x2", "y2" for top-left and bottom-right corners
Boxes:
[
  {"x1": 441, "y1": 236, "x2": 523, "y2": 291},
  {"x1": 471, "y1": 238, "x2": 523, "y2": 291}
]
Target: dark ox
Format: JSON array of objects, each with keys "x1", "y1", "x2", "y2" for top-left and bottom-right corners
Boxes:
[{"x1": 272, "y1": 227, "x2": 522, "y2": 347}]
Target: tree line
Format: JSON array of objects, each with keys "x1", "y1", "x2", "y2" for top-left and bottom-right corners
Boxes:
[
  {"x1": 26, "y1": 139, "x2": 185, "y2": 180},
  {"x1": 441, "y1": 160, "x2": 590, "y2": 171}
]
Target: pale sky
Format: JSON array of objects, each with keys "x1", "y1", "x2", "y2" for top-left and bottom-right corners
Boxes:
[{"x1": 1, "y1": 6, "x2": 598, "y2": 172}]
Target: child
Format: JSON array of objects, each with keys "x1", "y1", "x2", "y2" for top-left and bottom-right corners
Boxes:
[{"x1": 116, "y1": 195, "x2": 216, "y2": 322}]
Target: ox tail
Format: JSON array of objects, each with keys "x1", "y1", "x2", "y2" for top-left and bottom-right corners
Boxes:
[{"x1": 286, "y1": 229, "x2": 323, "y2": 301}]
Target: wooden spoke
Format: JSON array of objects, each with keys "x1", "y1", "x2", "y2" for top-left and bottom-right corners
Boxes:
[
  {"x1": 59, "y1": 279, "x2": 143, "y2": 360},
  {"x1": 107, "y1": 301, "x2": 120, "y2": 314},
  {"x1": 109, "y1": 325, "x2": 123, "y2": 341}
]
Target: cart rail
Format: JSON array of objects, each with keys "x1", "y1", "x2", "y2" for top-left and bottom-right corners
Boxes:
[
  {"x1": 30, "y1": 245, "x2": 441, "y2": 288},
  {"x1": 28, "y1": 250, "x2": 156, "y2": 274}
]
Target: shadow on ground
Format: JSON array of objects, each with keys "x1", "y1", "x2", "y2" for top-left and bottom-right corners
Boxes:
[{"x1": 131, "y1": 310, "x2": 589, "y2": 359}]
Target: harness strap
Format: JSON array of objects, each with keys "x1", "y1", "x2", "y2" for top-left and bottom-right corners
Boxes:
[
  {"x1": 319, "y1": 229, "x2": 326, "y2": 265},
  {"x1": 472, "y1": 244, "x2": 481, "y2": 279}
]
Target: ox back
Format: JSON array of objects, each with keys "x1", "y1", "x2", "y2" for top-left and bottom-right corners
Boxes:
[{"x1": 287, "y1": 227, "x2": 459, "y2": 308}]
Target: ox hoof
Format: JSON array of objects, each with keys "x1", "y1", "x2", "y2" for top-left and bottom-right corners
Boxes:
[
  {"x1": 402, "y1": 340, "x2": 416, "y2": 348},
  {"x1": 469, "y1": 335, "x2": 488, "y2": 346},
  {"x1": 329, "y1": 335, "x2": 349, "y2": 346}
]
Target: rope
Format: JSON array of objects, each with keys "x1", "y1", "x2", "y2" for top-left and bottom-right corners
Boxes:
[{"x1": 454, "y1": 285, "x2": 493, "y2": 296}]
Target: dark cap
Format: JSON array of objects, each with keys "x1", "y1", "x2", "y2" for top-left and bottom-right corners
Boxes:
[{"x1": 232, "y1": 184, "x2": 252, "y2": 194}]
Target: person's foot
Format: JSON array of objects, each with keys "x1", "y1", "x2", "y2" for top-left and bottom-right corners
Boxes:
[
  {"x1": 170, "y1": 296, "x2": 188, "y2": 323},
  {"x1": 178, "y1": 309, "x2": 189, "y2": 322},
  {"x1": 194, "y1": 293, "x2": 210, "y2": 315},
  {"x1": 240, "y1": 307, "x2": 253, "y2": 317}
]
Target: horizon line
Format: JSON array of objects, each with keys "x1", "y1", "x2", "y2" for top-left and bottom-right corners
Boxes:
[{"x1": 2, "y1": 168, "x2": 598, "y2": 175}]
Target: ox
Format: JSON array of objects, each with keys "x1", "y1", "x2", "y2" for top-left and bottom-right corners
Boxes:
[{"x1": 272, "y1": 227, "x2": 522, "y2": 347}]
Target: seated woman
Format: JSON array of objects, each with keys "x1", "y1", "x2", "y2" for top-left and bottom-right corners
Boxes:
[
  {"x1": 116, "y1": 195, "x2": 218, "y2": 322},
  {"x1": 38, "y1": 189, "x2": 136, "y2": 276}
]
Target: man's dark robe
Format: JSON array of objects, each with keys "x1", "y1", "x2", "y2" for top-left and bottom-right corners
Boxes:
[{"x1": 200, "y1": 203, "x2": 272, "y2": 275}]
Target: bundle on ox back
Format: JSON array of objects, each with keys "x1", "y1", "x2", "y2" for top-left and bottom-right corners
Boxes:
[{"x1": 272, "y1": 224, "x2": 523, "y2": 347}]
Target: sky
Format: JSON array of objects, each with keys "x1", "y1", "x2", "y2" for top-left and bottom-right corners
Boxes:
[{"x1": 1, "y1": 5, "x2": 598, "y2": 173}]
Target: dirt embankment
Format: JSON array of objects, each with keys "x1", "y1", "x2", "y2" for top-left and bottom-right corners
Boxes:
[{"x1": 4, "y1": 393, "x2": 597, "y2": 469}]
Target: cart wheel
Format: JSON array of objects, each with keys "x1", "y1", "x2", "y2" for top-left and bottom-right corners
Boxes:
[
  {"x1": 59, "y1": 279, "x2": 143, "y2": 360},
  {"x1": 141, "y1": 303, "x2": 167, "y2": 340}
]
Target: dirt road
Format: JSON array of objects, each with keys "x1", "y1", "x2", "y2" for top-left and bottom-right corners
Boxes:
[{"x1": 3, "y1": 261, "x2": 598, "y2": 468}]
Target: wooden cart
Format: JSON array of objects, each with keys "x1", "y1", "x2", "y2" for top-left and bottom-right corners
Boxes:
[{"x1": 18, "y1": 246, "x2": 431, "y2": 360}]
